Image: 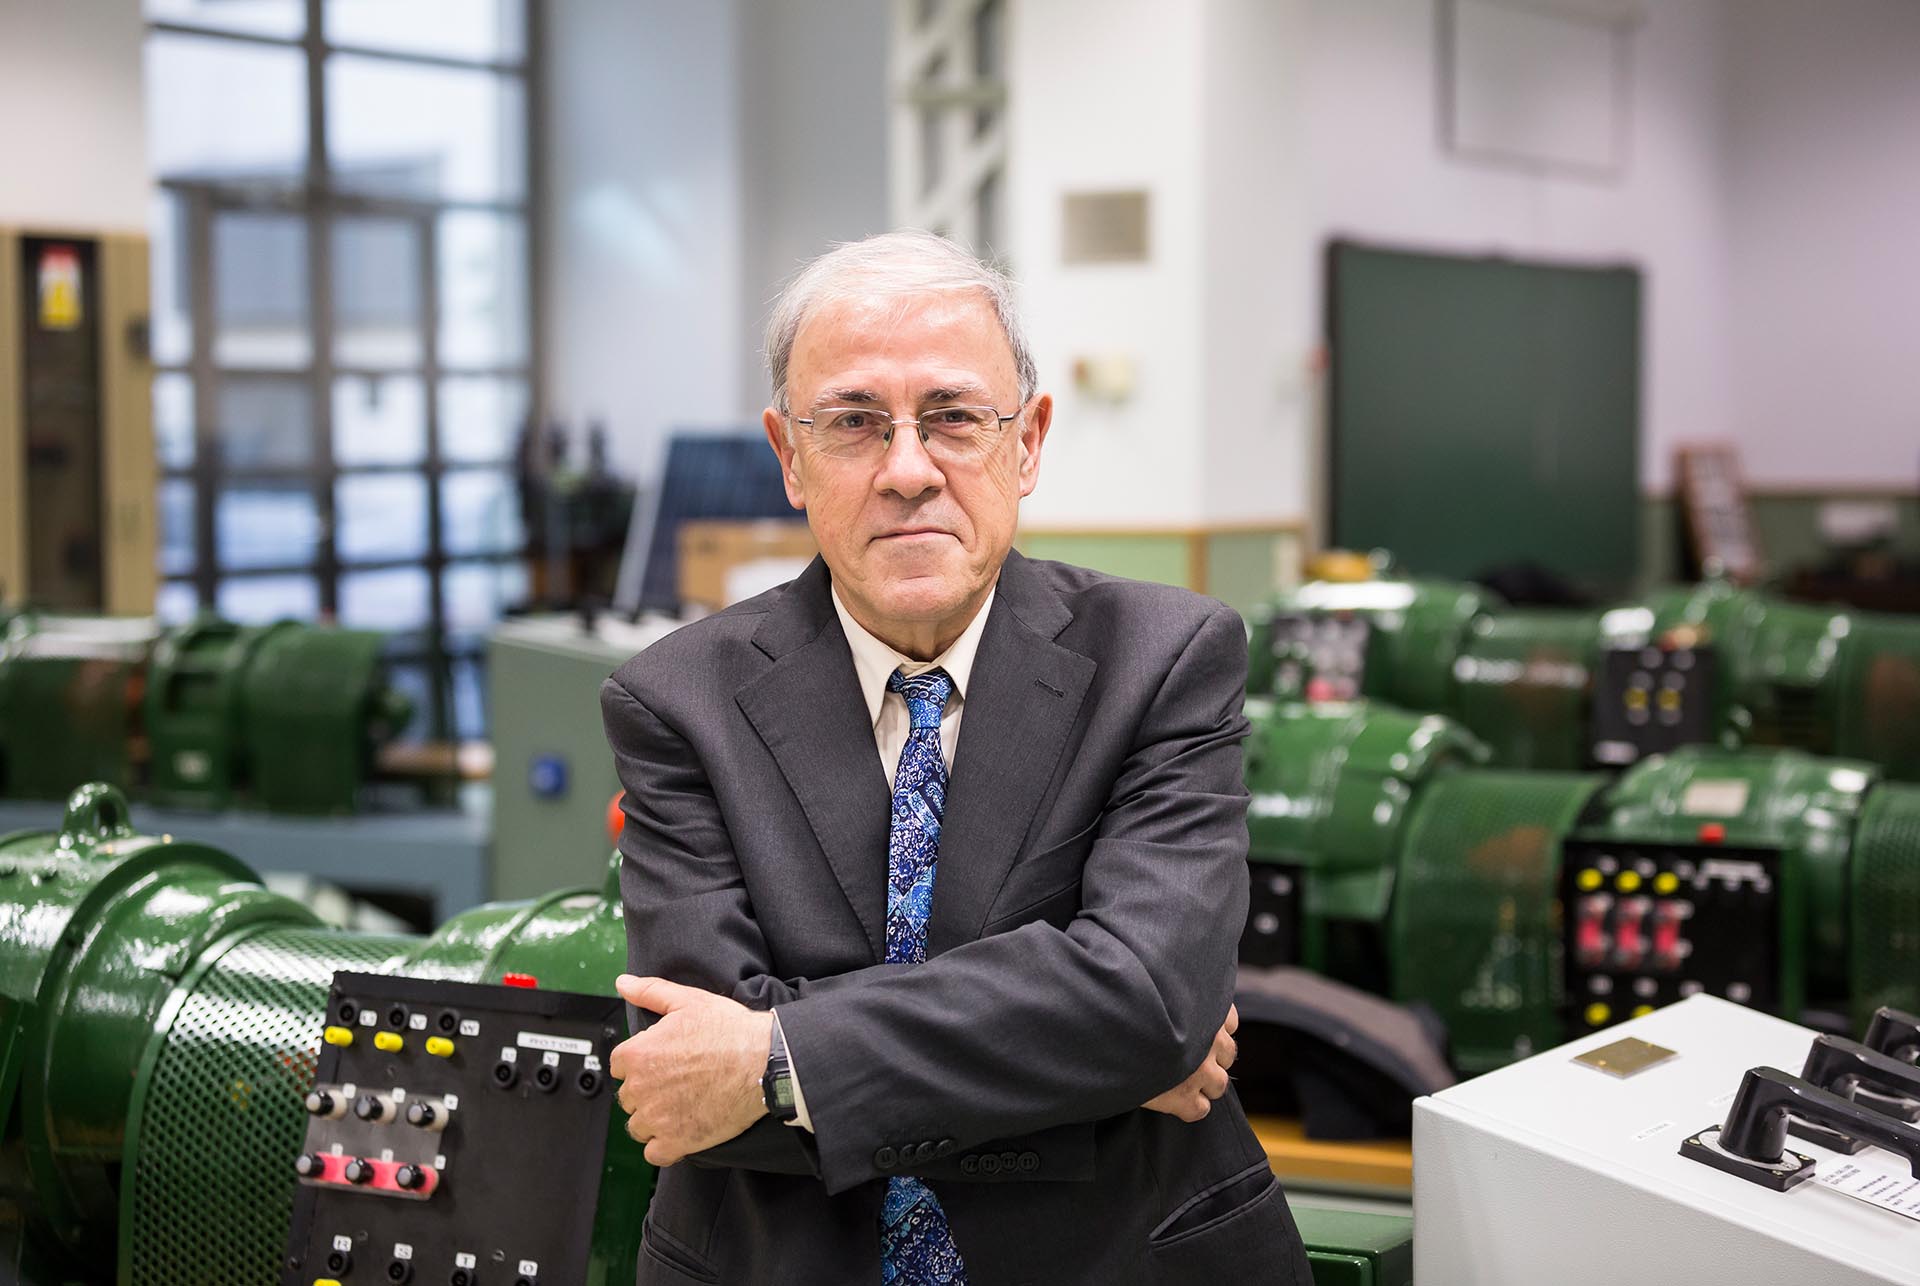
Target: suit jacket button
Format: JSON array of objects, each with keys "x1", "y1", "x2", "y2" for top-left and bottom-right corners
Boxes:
[
  {"x1": 875, "y1": 1146, "x2": 897, "y2": 1170},
  {"x1": 1018, "y1": 1151, "x2": 1041, "y2": 1174},
  {"x1": 913, "y1": 1141, "x2": 936, "y2": 1164},
  {"x1": 934, "y1": 1138, "x2": 956, "y2": 1158},
  {"x1": 959, "y1": 1154, "x2": 979, "y2": 1175}
]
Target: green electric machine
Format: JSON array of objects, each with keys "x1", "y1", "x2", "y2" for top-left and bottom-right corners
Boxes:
[
  {"x1": 1246, "y1": 568, "x2": 1920, "y2": 780},
  {"x1": 1239, "y1": 698, "x2": 1920, "y2": 1074},
  {"x1": 0, "y1": 784, "x2": 1406, "y2": 1285},
  {"x1": 0, "y1": 611, "x2": 412, "y2": 814}
]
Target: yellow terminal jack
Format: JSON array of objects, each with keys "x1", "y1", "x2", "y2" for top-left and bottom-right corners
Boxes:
[
  {"x1": 373, "y1": 1030, "x2": 405, "y2": 1053},
  {"x1": 425, "y1": 1036, "x2": 455, "y2": 1058},
  {"x1": 322, "y1": 1026, "x2": 354, "y2": 1047}
]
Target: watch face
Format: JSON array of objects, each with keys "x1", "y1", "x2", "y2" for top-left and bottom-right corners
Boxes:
[{"x1": 770, "y1": 1078, "x2": 795, "y2": 1111}]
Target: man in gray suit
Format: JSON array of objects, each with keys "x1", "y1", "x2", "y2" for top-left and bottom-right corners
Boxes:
[{"x1": 602, "y1": 231, "x2": 1311, "y2": 1284}]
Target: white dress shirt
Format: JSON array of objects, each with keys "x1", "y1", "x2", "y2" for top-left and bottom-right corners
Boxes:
[{"x1": 775, "y1": 584, "x2": 997, "y2": 1133}]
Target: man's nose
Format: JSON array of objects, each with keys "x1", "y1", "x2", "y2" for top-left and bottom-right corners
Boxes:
[{"x1": 872, "y1": 423, "x2": 945, "y2": 498}]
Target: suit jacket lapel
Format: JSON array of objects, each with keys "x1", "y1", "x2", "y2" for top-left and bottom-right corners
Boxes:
[
  {"x1": 928, "y1": 551, "x2": 1096, "y2": 957},
  {"x1": 736, "y1": 558, "x2": 893, "y2": 961}
]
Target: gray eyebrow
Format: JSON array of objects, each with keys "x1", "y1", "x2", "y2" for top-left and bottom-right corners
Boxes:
[{"x1": 810, "y1": 387, "x2": 881, "y2": 409}]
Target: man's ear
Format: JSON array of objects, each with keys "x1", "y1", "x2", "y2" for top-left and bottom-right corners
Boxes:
[
  {"x1": 763, "y1": 407, "x2": 807, "y2": 510},
  {"x1": 1015, "y1": 394, "x2": 1052, "y2": 498}
]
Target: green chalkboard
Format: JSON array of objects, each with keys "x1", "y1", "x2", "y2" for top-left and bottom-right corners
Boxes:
[{"x1": 1328, "y1": 240, "x2": 1641, "y2": 596}]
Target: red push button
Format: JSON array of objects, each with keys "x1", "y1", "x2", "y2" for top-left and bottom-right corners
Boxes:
[{"x1": 502, "y1": 972, "x2": 538, "y2": 989}]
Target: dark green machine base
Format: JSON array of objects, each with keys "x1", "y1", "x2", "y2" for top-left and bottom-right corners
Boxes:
[{"x1": 1299, "y1": 1206, "x2": 1414, "y2": 1286}]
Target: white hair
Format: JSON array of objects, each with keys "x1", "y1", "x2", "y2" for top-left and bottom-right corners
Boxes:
[{"x1": 763, "y1": 229, "x2": 1038, "y2": 413}]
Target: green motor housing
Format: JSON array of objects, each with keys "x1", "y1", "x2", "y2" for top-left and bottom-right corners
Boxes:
[
  {"x1": 0, "y1": 784, "x2": 645, "y2": 1286},
  {"x1": 1250, "y1": 571, "x2": 1920, "y2": 781},
  {"x1": 0, "y1": 614, "x2": 152, "y2": 803},
  {"x1": 1245, "y1": 701, "x2": 1920, "y2": 1073}
]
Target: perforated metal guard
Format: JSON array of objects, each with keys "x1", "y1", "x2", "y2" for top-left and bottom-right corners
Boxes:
[
  {"x1": 1851, "y1": 784, "x2": 1920, "y2": 1032},
  {"x1": 126, "y1": 928, "x2": 411, "y2": 1286},
  {"x1": 1391, "y1": 771, "x2": 1602, "y2": 1073}
]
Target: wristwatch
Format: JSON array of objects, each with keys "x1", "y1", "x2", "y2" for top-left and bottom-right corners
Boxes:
[{"x1": 762, "y1": 1012, "x2": 797, "y2": 1123}]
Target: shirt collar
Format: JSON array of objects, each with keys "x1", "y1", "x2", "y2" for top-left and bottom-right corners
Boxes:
[{"x1": 831, "y1": 583, "x2": 995, "y2": 730}]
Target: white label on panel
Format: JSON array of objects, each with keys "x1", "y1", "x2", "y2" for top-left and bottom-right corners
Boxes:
[{"x1": 518, "y1": 1031, "x2": 593, "y2": 1057}]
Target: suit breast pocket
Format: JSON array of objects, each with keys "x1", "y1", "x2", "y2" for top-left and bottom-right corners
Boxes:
[{"x1": 982, "y1": 814, "x2": 1101, "y2": 933}]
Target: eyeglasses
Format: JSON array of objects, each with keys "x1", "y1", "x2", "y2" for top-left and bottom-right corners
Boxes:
[{"x1": 790, "y1": 404, "x2": 1019, "y2": 462}]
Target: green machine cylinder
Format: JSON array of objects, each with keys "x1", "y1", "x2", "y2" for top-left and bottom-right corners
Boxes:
[
  {"x1": 1244, "y1": 701, "x2": 1920, "y2": 1074},
  {"x1": 146, "y1": 616, "x2": 413, "y2": 814},
  {"x1": 0, "y1": 784, "x2": 647, "y2": 1286},
  {"x1": 0, "y1": 614, "x2": 155, "y2": 802},
  {"x1": 1250, "y1": 570, "x2": 1920, "y2": 781}
]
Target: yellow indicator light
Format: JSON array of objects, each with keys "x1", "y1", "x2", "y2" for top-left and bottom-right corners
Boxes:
[
  {"x1": 1585, "y1": 1002, "x2": 1612, "y2": 1026},
  {"x1": 373, "y1": 1031, "x2": 405, "y2": 1053},
  {"x1": 322, "y1": 1026, "x2": 354, "y2": 1048},
  {"x1": 1658, "y1": 688, "x2": 1681, "y2": 711},
  {"x1": 1575, "y1": 869, "x2": 1603, "y2": 892},
  {"x1": 1625, "y1": 689, "x2": 1648, "y2": 710},
  {"x1": 1632, "y1": 1004, "x2": 1655, "y2": 1018},
  {"x1": 1616, "y1": 870, "x2": 1643, "y2": 893},
  {"x1": 425, "y1": 1036, "x2": 455, "y2": 1058},
  {"x1": 1653, "y1": 872, "x2": 1679, "y2": 895}
]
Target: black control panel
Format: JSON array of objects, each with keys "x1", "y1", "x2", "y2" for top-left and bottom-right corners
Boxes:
[
  {"x1": 1239, "y1": 862, "x2": 1303, "y2": 968},
  {"x1": 281, "y1": 973, "x2": 624, "y2": 1286},
  {"x1": 1267, "y1": 612, "x2": 1370, "y2": 703},
  {"x1": 1560, "y1": 840, "x2": 1780, "y2": 1034},
  {"x1": 1588, "y1": 645, "x2": 1719, "y2": 766}
]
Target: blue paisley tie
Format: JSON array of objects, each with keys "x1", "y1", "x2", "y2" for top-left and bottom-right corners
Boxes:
[{"x1": 879, "y1": 666, "x2": 968, "y2": 1285}]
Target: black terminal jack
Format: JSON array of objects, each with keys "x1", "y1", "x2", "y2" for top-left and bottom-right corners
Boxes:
[{"x1": 1681, "y1": 1066, "x2": 1920, "y2": 1190}]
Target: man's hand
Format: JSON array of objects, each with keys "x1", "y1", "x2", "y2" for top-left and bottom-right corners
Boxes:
[
  {"x1": 609, "y1": 974, "x2": 774, "y2": 1166},
  {"x1": 1141, "y1": 1004, "x2": 1237, "y2": 1122}
]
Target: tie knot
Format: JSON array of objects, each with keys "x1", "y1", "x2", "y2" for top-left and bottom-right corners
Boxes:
[{"x1": 887, "y1": 666, "x2": 953, "y2": 730}]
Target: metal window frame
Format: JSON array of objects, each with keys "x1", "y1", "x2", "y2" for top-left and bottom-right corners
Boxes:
[{"x1": 144, "y1": 0, "x2": 541, "y2": 741}]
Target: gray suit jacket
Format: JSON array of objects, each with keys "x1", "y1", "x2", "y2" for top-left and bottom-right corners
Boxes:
[{"x1": 600, "y1": 551, "x2": 1310, "y2": 1285}]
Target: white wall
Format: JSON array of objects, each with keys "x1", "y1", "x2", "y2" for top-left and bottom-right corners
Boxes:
[
  {"x1": 0, "y1": 0, "x2": 149, "y2": 229},
  {"x1": 1008, "y1": 0, "x2": 1735, "y2": 524},
  {"x1": 1722, "y1": 0, "x2": 1920, "y2": 489},
  {"x1": 542, "y1": 0, "x2": 890, "y2": 480},
  {"x1": 1298, "y1": 0, "x2": 1733, "y2": 497},
  {"x1": 1006, "y1": 0, "x2": 1209, "y2": 525},
  {"x1": 736, "y1": 0, "x2": 892, "y2": 416}
]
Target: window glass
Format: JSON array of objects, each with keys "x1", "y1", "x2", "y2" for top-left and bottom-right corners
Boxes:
[
  {"x1": 218, "y1": 574, "x2": 320, "y2": 624},
  {"x1": 326, "y1": 0, "x2": 524, "y2": 64},
  {"x1": 150, "y1": 192, "x2": 192, "y2": 366},
  {"x1": 439, "y1": 211, "x2": 527, "y2": 367},
  {"x1": 334, "y1": 218, "x2": 423, "y2": 368},
  {"x1": 440, "y1": 375, "x2": 525, "y2": 464},
  {"x1": 145, "y1": 0, "x2": 304, "y2": 39},
  {"x1": 440, "y1": 471, "x2": 522, "y2": 556},
  {"x1": 213, "y1": 212, "x2": 310, "y2": 368},
  {"x1": 327, "y1": 56, "x2": 525, "y2": 203},
  {"x1": 154, "y1": 373, "x2": 195, "y2": 470},
  {"x1": 334, "y1": 375, "x2": 426, "y2": 467},
  {"x1": 340, "y1": 566, "x2": 432, "y2": 631},
  {"x1": 217, "y1": 486, "x2": 320, "y2": 569},
  {"x1": 146, "y1": 34, "x2": 306, "y2": 187},
  {"x1": 337, "y1": 474, "x2": 430, "y2": 563},
  {"x1": 159, "y1": 479, "x2": 197, "y2": 576},
  {"x1": 217, "y1": 377, "x2": 312, "y2": 469}
]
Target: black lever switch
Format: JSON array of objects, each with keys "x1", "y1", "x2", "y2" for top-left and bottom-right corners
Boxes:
[{"x1": 1680, "y1": 1066, "x2": 1920, "y2": 1191}]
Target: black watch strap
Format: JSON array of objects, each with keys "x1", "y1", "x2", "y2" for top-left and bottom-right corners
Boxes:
[{"x1": 762, "y1": 1012, "x2": 798, "y2": 1123}]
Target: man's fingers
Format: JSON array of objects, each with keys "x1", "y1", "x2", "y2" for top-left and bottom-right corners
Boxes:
[
  {"x1": 1182, "y1": 1094, "x2": 1212, "y2": 1123},
  {"x1": 1225, "y1": 1003, "x2": 1239, "y2": 1037},
  {"x1": 1201, "y1": 1061, "x2": 1230, "y2": 1100},
  {"x1": 643, "y1": 1138, "x2": 684, "y2": 1167},
  {"x1": 616, "y1": 973, "x2": 701, "y2": 1016},
  {"x1": 1211, "y1": 1026, "x2": 1237, "y2": 1071}
]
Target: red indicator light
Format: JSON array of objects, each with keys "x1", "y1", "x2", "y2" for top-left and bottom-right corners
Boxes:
[
  {"x1": 502, "y1": 972, "x2": 538, "y2": 989},
  {"x1": 1698, "y1": 823, "x2": 1726, "y2": 844}
]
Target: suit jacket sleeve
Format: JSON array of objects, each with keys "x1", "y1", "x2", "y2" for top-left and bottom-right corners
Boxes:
[
  {"x1": 774, "y1": 603, "x2": 1252, "y2": 1193},
  {"x1": 601, "y1": 676, "x2": 916, "y2": 1176}
]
